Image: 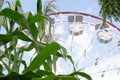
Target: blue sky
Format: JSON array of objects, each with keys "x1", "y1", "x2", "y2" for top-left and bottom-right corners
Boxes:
[
  {"x1": 20, "y1": 0, "x2": 100, "y2": 15},
  {"x1": 19, "y1": 0, "x2": 119, "y2": 27}
]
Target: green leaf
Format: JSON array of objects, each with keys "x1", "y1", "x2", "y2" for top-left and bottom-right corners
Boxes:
[
  {"x1": 0, "y1": 70, "x2": 4, "y2": 77},
  {"x1": 15, "y1": 0, "x2": 23, "y2": 14},
  {"x1": 69, "y1": 72, "x2": 92, "y2": 80},
  {"x1": 0, "y1": 8, "x2": 29, "y2": 29},
  {"x1": 29, "y1": 24, "x2": 38, "y2": 40},
  {"x1": 16, "y1": 0, "x2": 22, "y2": 8},
  {"x1": 0, "y1": 64, "x2": 4, "y2": 76},
  {"x1": 36, "y1": 0, "x2": 45, "y2": 39},
  {"x1": 60, "y1": 45, "x2": 67, "y2": 59},
  {"x1": 0, "y1": 34, "x2": 12, "y2": 46},
  {"x1": 66, "y1": 55, "x2": 76, "y2": 71},
  {"x1": 23, "y1": 42, "x2": 61, "y2": 74},
  {"x1": 34, "y1": 41, "x2": 46, "y2": 53},
  {"x1": 0, "y1": 72, "x2": 29, "y2": 80},
  {"x1": 28, "y1": 13, "x2": 45, "y2": 25},
  {"x1": 67, "y1": 55, "x2": 74, "y2": 66},
  {"x1": 0, "y1": 54, "x2": 5, "y2": 61},
  {"x1": 46, "y1": 56, "x2": 52, "y2": 72},
  {"x1": 21, "y1": 60, "x2": 27, "y2": 68},
  {"x1": 55, "y1": 75, "x2": 78, "y2": 80},
  {"x1": 12, "y1": 30, "x2": 32, "y2": 42},
  {"x1": 28, "y1": 13, "x2": 39, "y2": 40},
  {"x1": 23, "y1": 71, "x2": 41, "y2": 79},
  {"x1": 42, "y1": 62, "x2": 51, "y2": 72},
  {"x1": 37, "y1": 0, "x2": 42, "y2": 14},
  {"x1": 5, "y1": 72, "x2": 19, "y2": 77},
  {"x1": 0, "y1": 64, "x2": 3, "y2": 72},
  {"x1": 37, "y1": 20, "x2": 45, "y2": 39},
  {"x1": 55, "y1": 52, "x2": 63, "y2": 58},
  {"x1": 35, "y1": 70, "x2": 54, "y2": 77}
]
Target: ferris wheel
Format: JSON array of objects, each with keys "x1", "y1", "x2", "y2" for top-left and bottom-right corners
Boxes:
[{"x1": 48, "y1": 12, "x2": 120, "y2": 80}]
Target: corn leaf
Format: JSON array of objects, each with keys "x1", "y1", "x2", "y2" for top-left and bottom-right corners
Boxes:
[
  {"x1": 69, "y1": 71, "x2": 92, "y2": 80},
  {"x1": 23, "y1": 42, "x2": 61, "y2": 74},
  {"x1": 12, "y1": 30, "x2": 32, "y2": 42},
  {"x1": 0, "y1": 34, "x2": 12, "y2": 46},
  {"x1": 0, "y1": 8, "x2": 29, "y2": 29},
  {"x1": 37, "y1": 0, "x2": 42, "y2": 14}
]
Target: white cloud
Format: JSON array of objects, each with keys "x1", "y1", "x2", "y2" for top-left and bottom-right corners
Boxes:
[{"x1": 54, "y1": 25, "x2": 66, "y2": 35}]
